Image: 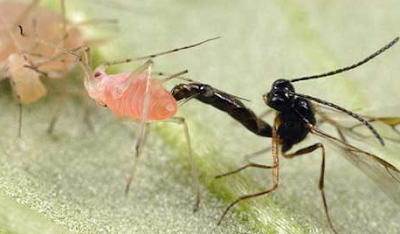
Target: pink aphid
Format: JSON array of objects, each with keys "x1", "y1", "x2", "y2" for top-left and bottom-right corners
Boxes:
[
  {"x1": 20, "y1": 28, "x2": 219, "y2": 210},
  {"x1": 91, "y1": 66, "x2": 177, "y2": 120}
]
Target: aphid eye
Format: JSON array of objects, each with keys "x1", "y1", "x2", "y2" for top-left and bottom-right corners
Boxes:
[
  {"x1": 94, "y1": 71, "x2": 102, "y2": 77},
  {"x1": 200, "y1": 85, "x2": 214, "y2": 97}
]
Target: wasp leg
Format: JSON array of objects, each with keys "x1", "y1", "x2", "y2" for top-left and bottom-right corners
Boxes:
[
  {"x1": 217, "y1": 120, "x2": 279, "y2": 225},
  {"x1": 282, "y1": 143, "x2": 339, "y2": 234},
  {"x1": 215, "y1": 162, "x2": 274, "y2": 179}
]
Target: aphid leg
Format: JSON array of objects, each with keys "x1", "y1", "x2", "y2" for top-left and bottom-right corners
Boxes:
[
  {"x1": 282, "y1": 143, "x2": 339, "y2": 234},
  {"x1": 28, "y1": 46, "x2": 87, "y2": 73},
  {"x1": 101, "y1": 37, "x2": 220, "y2": 68},
  {"x1": 217, "y1": 119, "x2": 279, "y2": 225},
  {"x1": 114, "y1": 60, "x2": 154, "y2": 99},
  {"x1": 9, "y1": 78, "x2": 23, "y2": 137},
  {"x1": 125, "y1": 121, "x2": 151, "y2": 193},
  {"x1": 18, "y1": 103, "x2": 23, "y2": 138},
  {"x1": 163, "y1": 116, "x2": 201, "y2": 211},
  {"x1": 125, "y1": 61, "x2": 153, "y2": 194},
  {"x1": 47, "y1": 78, "x2": 67, "y2": 134},
  {"x1": 82, "y1": 97, "x2": 94, "y2": 132},
  {"x1": 19, "y1": 26, "x2": 95, "y2": 90},
  {"x1": 64, "y1": 88, "x2": 94, "y2": 132}
]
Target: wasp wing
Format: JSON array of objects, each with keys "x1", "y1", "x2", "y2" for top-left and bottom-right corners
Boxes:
[
  {"x1": 311, "y1": 126, "x2": 400, "y2": 205},
  {"x1": 314, "y1": 104, "x2": 400, "y2": 145}
]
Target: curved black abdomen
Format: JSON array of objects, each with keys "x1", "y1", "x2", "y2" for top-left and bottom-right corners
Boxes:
[
  {"x1": 171, "y1": 83, "x2": 273, "y2": 137},
  {"x1": 197, "y1": 94, "x2": 272, "y2": 137}
]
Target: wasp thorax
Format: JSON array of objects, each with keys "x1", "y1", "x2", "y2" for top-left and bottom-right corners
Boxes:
[{"x1": 263, "y1": 79, "x2": 295, "y2": 112}]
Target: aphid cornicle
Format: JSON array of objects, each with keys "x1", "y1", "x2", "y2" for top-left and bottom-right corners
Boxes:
[
  {"x1": 19, "y1": 25, "x2": 219, "y2": 210},
  {"x1": 216, "y1": 37, "x2": 400, "y2": 234}
]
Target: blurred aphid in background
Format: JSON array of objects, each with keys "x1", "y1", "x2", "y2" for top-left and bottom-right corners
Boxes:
[
  {"x1": 215, "y1": 37, "x2": 400, "y2": 234},
  {"x1": 0, "y1": 0, "x2": 84, "y2": 135},
  {"x1": 0, "y1": 0, "x2": 117, "y2": 135}
]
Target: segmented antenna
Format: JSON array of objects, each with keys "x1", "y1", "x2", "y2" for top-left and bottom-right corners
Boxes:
[
  {"x1": 287, "y1": 91, "x2": 385, "y2": 146},
  {"x1": 290, "y1": 37, "x2": 399, "y2": 83},
  {"x1": 102, "y1": 36, "x2": 221, "y2": 68}
]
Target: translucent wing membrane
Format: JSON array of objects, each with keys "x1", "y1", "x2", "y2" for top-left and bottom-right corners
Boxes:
[
  {"x1": 315, "y1": 105, "x2": 400, "y2": 145},
  {"x1": 311, "y1": 126, "x2": 400, "y2": 205}
]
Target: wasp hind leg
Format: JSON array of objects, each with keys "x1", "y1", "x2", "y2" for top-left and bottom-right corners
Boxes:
[{"x1": 282, "y1": 143, "x2": 339, "y2": 234}]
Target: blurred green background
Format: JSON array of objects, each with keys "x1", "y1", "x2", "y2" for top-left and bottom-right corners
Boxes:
[{"x1": 0, "y1": 0, "x2": 399, "y2": 233}]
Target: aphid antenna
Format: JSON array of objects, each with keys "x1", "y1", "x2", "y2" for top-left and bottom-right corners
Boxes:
[
  {"x1": 154, "y1": 71, "x2": 195, "y2": 83},
  {"x1": 286, "y1": 90, "x2": 385, "y2": 146},
  {"x1": 101, "y1": 36, "x2": 221, "y2": 68},
  {"x1": 161, "y1": 69, "x2": 189, "y2": 83},
  {"x1": 289, "y1": 37, "x2": 399, "y2": 83}
]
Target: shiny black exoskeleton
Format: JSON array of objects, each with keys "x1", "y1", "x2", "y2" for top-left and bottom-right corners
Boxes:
[
  {"x1": 171, "y1": 83, "x2": 272, "y2": 137},
  {"x1": 264, "y1": 79, "x2": 316, "y2": 152}
]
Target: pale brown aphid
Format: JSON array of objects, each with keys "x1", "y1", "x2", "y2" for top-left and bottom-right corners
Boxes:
[{"x1": 0, "y1": 0, "x2": 85, "y2": 135}]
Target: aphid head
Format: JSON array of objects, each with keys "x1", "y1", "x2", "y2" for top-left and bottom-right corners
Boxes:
[
  {"x1": 93, "y1": 65, "x2": 107, "y2": 81},
  {"x1": 263, "y1": 79, "x2": 295, "y2": 112}
]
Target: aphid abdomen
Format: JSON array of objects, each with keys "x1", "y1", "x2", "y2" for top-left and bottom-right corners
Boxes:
[
  {"x1": 8, "y1": 54, "x2": 46, "y2": 103},
  {"x1": 104, "y1": 74, "x2": 177, "y2": 120}
]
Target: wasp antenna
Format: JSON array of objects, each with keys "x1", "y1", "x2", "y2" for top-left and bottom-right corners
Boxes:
[
  {"x1": 290, "y1": 37, "x2": 399, "y2": 83},
  {"x1": 287, "y1": 91, "x2": 385, "y2": 146}
]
